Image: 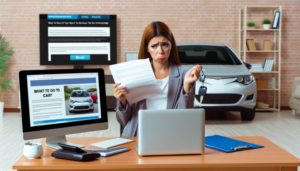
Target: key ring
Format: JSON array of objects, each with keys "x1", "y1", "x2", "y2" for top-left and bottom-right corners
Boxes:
[{"x1": 199, "y1": 70, "x2": 205, "y2": 86}]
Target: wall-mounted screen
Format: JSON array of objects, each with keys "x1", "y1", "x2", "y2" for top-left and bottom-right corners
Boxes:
[{"x1": 39, "y1": 14, "x2": 117, "y2": 65}]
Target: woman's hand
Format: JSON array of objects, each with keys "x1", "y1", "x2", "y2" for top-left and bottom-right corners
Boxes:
[
  {"x1": 183, "y1": 65, "x2": 202, "y2": 94},
  {"x1": 113, "y1": 83, "x2": 128, "y2": 108}
]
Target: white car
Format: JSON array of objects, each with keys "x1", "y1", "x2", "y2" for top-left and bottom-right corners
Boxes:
[
  {"x1": 69, "y1": 90, "x2": 94, "y2": 113},
  {"x1": 177, "y1": 43, "x2": 256, "y2": 121}
]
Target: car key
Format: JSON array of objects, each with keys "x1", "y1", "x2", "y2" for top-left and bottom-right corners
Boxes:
[
  {"x1": 199, "y1": 70, "x2": 205, "y2": 85},
  {"x1": 199, "y1": 70, "x2": 206, "y2": 107},
  {"x1": 199, "y1": 86, "x2": 207, "y2": 107}
]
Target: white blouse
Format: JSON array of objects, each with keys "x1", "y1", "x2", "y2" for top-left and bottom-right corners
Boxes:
[{"x1": 146, "y1": 75, "x2": 169, "y2": 109}]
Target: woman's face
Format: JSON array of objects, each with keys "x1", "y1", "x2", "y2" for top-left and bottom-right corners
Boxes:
[{"x1": 147, "y1": 36, "x2": 172, "y2": 64}]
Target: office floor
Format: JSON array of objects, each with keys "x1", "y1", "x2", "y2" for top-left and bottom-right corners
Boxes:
[{"x1": 1, "y1": 111, "x2": 300, "y2": 171}]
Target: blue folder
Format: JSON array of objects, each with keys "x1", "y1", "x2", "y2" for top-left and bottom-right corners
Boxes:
[{"x1": 205, "y1": 135, "x2": 264, "y2": 153}]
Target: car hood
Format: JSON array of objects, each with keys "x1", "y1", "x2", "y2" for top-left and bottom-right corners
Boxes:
[
  {"x1": 70, "y1": 97, "x2": 91, "y2": 101},
  {"x1": 182, "y1": 65, "x2": 250, "y2": 77}
]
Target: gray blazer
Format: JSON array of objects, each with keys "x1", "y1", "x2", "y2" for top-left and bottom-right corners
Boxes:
[{"x1": 116, "y1": 61, "x2": 195, "y2": 137}]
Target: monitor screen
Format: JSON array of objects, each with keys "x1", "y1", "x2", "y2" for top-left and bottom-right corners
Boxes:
[
  {"x1": 39, "y1": 14, "x2": 117, "y2": 65},
  {"x1": 26, "y1": 73, "x2": 102, "y2": 127},
  {"x1": 19, "y1": 69, "x2": 108, "y2": 133}
]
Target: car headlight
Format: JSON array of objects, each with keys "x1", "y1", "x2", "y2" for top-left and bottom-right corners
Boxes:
[
  {"x1": 237, "y1": 77, "x2": 243, "y2": 83},
  {"x1": 244, "y1": 75, "x2": 253, "y2": 84},
  {"x1": 70, "y1": 100, "x2": 75, "y2": 104},
  {"x1": 89, "y1": 99, "x2": 93, "y2": 103},
  {"x1": 236, "y1": 75, "x2": 254, "y2": 85}
]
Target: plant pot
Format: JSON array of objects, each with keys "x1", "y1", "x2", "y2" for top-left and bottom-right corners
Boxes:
[
  {"x1": 248, "y1": 27, "x2": 255, "y2": 29},
  {"x1": 23, "y1": 143, "x2": 44, "y2": 159},
  {"x1": 263, "y1": 24, "x2": 270, "y2": 29},
  {"x1": 0, "y1": 102, "x2": 4, "y2": 117}
]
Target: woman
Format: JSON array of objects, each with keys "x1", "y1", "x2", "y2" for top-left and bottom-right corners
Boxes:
[{"x1": 113, "y1": 21, "x2": 202, "y2": 137}]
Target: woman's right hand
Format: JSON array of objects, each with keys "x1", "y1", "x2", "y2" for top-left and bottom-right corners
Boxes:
[{"x1": 113, "y1": 83, "x2": 128, "y2": 108}]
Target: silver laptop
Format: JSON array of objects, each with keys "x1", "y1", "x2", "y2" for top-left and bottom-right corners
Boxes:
[{"x1": 135, "y1": 109, "x2": 205, "y2": 156}]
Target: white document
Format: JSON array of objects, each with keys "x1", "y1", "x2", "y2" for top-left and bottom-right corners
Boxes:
[{"x1": 109, "y1": 59, "x2": 166, "y2": 106}]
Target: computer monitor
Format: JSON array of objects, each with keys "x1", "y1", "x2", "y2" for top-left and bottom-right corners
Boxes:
[
  {"x1": 19, "y1": 69, "x2": 108, "y2": 149},
  {"x1": 39, "y1": 14, "x2": 117, "y2": 65}
]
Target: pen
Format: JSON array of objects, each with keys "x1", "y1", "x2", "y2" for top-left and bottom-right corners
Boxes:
[{"x1": 231, "y1": 145, "x2": 252, "y2": 150}]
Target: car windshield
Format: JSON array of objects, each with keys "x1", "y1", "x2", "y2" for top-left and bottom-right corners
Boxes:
[
  {"x1": 177, "y1": 46, "x2": 242, "y2": 65},
  {"x1": 71, "y1": 91, "x2": 90, "y2": 97}
]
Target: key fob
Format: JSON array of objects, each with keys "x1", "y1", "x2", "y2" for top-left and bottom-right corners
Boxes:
[
  {"x1": 199, "y1": 86, "x2": 207, "y2": 97},
  {"x1": 198, "y1": 86, "x2": 207, "y2": 107}
]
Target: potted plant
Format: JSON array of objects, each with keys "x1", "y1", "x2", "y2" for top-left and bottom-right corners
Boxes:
[
  {"x1": 247, "y1": 21, "x2": 256, "y2": 29},
  {"x1": 0, "y1": 34, "x2": 15, "y2": 117},
  {"x1": 262, "y1": 18, "x2": 271, "y2": 29}
]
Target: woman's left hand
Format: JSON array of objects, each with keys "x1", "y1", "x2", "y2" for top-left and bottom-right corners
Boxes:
[{"x1": 183, "y1": 64, "x2": 202, "y2": 93}]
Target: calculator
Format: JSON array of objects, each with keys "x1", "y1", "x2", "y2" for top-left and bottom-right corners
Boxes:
[{"x1": 84, "y1": 148, "x2": 130, "y2": 157}]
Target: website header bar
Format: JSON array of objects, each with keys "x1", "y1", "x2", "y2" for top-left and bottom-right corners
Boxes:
[
  {"x1": 30, "y1": 78, "x2": 96, "y2": 86},
  {"x1": 47, "y1": 15, "x2": 110, "y2": 20}
]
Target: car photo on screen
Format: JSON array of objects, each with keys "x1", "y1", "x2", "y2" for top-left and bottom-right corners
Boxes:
[
  {"x1": 89, "y1": 92, "x2": 98, "y2": 103},
  {"x1": 64, "y1": 84, "x2": 98, "y2": 116}
]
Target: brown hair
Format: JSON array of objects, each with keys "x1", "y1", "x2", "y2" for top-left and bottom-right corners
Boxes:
[{"x1": 138, "y1": 21, "x2": 181, "y2": 65}]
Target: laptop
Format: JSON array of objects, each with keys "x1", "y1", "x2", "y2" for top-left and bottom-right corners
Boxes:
[{"x1": 135, "y1": 109, "x2": 205, "y2": 156}]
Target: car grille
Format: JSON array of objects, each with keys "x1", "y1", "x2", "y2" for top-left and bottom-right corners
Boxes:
[
  {"x1": 74, "y1": 106, "x2": 89, "y2": 109},
  {"x1": 195, "y1": 94, "x2": 242, "y2": 104}
]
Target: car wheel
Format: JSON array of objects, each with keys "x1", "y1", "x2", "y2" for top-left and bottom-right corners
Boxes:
[
  {"x1": 241, "y1": 107, "x2": 256, "y2": 121},
  {"x1": 95, "y1": 99, "x2": 98, "y2": 103}
]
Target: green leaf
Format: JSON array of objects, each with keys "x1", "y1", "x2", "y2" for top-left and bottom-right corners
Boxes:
[
  {"x1": 0, "y1": 66, "x2": 8, "y2": 72},
  {"x1": 0, "y1": 33, "x2": 14, "y2": 92},
  {"x1": 1, "y1": 78, "x2": 12, "y2": 92},
  {"x1": 1, "y1": 55, "x2": 9, "y2": 60}
]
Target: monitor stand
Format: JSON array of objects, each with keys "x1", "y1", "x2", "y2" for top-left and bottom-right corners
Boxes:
[{"x1": 45, "y1": 135, "x2": 85, "y2": 150}]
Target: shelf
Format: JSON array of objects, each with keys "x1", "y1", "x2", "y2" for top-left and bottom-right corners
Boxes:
[
  {"x1": 257, "y1": 89, "x2": 279, "y2": 91},
  {"x1": 242, "y1": 29, "x2": 279, "y2": 31},
  {"x1": 239, "y1": 5, "x2": 282, "y2": 112},
  {"x1": 241, "y1": 51, "x2": 279, "y2": 52},
  {"x1": 241, "y1": 6, "x2": 280, "y2": 10},
  {"x1": 256, "y1": 108, "x2": 279, "y2": 111},
  {"x1": 251, "y1": 71, "x2": 279, "y2": 73}
]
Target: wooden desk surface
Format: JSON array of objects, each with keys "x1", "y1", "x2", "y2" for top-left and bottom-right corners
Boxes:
[{"x1": 13, "y1": 136, "x2": 300, "y2": 171}]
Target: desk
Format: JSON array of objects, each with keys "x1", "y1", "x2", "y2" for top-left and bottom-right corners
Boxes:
[{"x1": 13, "y1": 136, "x2": 300, "y2": 171}]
